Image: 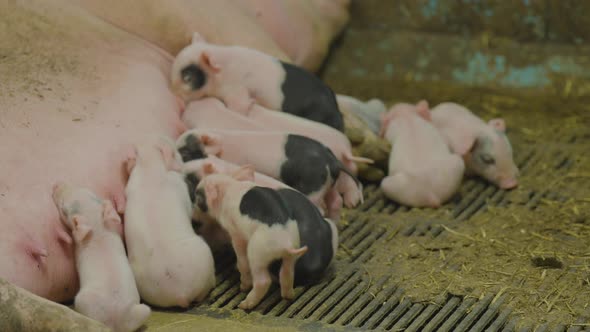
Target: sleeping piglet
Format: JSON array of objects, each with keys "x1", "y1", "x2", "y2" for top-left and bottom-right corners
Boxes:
[
  {"x1": 430, "y1": 102, "x2": 519, "y2": 189},
  {"x1": 124, "y1": 136, "x2": 215, "y2": 308},
  {"x1": 380, "y1": 101, "x2": 465, "y2": 208},
  {"x1": 176, "y1": 129, "x2": 362, "y2": 219},
  {"x1": 193, "y1": 166, "x2": 338, "y2": 309},
  {"x1": 170, "y1": 32, "x2": 344, "y2": 131},
  {"x1": 52, "y1": 183, "x2": 150, "y2": 332},
  {"x1": 182, "y1": 98, "x2": 371, "y2": 174}
]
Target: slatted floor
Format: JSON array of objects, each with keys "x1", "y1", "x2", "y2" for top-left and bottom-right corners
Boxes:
[{"x1": 170, "y1": 134, "x2": 589, "y2": 331}]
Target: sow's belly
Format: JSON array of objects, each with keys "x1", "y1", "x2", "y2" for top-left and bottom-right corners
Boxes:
[{"x1": 0, "y1": 7, "x2": 183, "y2": 302}]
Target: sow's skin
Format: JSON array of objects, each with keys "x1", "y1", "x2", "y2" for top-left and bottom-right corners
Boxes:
[
  {"x1": 0, "y1": 0, "x2": 349, "y2": 303},
  {"x1": 124, "y1": 137, "x2": 215, "y2": 308},
  {"x1": 379, "y1": 101, "x2": 465, "y2": 208},
  {"x1": 182, "y1": 98, "x2": 371, "y2": 174},
  {"x1": 52, "y1": 183, "x2": 150, "y2": 332},
  {"x1": 193, "y1": 167, "x2": 338, "y2": 310},
  {"x1": 170, "y1": 33, "x2": 344, "y2": 131},
  {"x1": 430, "y1": 102, "x2": 519, "y2": 189},
  {"x1": 176, "y1": 129, "x2": 363, "y2": 219}
]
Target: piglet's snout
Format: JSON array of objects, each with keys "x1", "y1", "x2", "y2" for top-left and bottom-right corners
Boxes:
[{"x1": 499, "y1": 177, "x2": 518, "y2": 189}]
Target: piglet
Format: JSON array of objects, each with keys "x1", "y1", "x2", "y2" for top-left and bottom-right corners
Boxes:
[
  {"x1": 176, "y1": 129, "x2": 361, "y2": 219},
  {"x1": 52, "y1": 183, "x2": 150, "y2": 332},
  {"x1": 225, "y1": 99, "x2": 372, "y2": 174},
  {"x1": 182, "y1": 97, "x2": 370, "y2": 174},
  {"x1": 124, "y1": 136, "x2": 215, "y2": 308},
  {"x1": 171, "y1": 32, "x2": 344, "y2": 130},
  {"x1": 380, "y1": 101, "x2": 465, "y2": 208},
  {"x1": 336, "y1": 95, "x2": 387, "y2": 135},
  {"x1": 183, "y1": 155, "x2": 290, "y2": 193},
  {"x1": 430, "y1": 102, "x2": 519, "y2": 189},
  {"x1": 182, "y1": 156, "x2": 293, "y2": 251},
  {"x1": 182, "y1": 97, "x2": 264, "y2": 132},
  {"x1": 193, "y1": 166, "x2": 338, "y2": 309}
]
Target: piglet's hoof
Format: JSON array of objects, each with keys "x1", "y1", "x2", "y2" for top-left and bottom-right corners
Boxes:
[
  {"x1": 238, "y1": 299, "x2": 257, "y2": 310},
  {"x1": 281, "y1": 289, "x2": 295, "y2": 300}
]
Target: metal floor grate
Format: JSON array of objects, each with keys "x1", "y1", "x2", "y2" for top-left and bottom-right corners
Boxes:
[{"x1": 177, "y1": 140, "x2": 587, "y2": 331}]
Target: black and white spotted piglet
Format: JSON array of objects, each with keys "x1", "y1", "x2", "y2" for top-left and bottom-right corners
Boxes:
[
  {"x1": 193, "y1": 166, "x2": 338, "y2": 310},
  {"x1": 170, "y1": 32, "x2": 344, "y2": 130},
  {"x1": 176, "y1": 129, "x2": 364, "y2": 221}
]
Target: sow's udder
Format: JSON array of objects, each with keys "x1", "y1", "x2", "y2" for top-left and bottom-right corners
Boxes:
[{"x1": 0, "y1": 3, "x2": 182, "y2": 302}]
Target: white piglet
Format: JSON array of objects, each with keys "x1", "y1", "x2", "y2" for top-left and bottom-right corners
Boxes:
[
  {"x1": 430, "y1": 102, "x2": 519, "y2": 189},
  {"x1": 124, "y1": 136, "x2": 216, "y2": 308},
  {"x1": 379, "y1": 101, "x2": 465, "y2": 208},
  {"x1": 52, "y1": 183, "x2": 150, "y2": 332}
]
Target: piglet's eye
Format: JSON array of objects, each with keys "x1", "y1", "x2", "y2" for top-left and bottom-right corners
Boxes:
[
  {"x1": 480, "y1": 154, "x2": 495, "y2": 165},
  {"x1": 180, "y1": 64, "x2": 206, "y2": 90}
]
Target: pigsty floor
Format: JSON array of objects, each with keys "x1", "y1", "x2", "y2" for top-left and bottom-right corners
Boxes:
[{"x1": 145, "y1": 1, "x2": 590, "y2": 331}]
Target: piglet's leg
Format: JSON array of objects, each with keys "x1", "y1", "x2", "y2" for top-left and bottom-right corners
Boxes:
[
  {"x1": 239, "y1": 264, "x2": 271, "y2": 310},
  {"x1": 308, "y1": 190, "x2": 329, "y2": 217},
  {"x1": 239, "y1": 233, "x2": 274, "y2": 310},
  {"x1": 279, "y1": 256, "x2": 296, "y2": 300},
  {"x1": 231, "y1": 235, "x2": 252, "y2": 291},
  {"x1": 324, "y1": 188, "x2": 343, "y2": 222}
]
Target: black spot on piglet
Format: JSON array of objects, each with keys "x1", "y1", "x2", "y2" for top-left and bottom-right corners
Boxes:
[
  {"x1": 181, "y1": 64, "x2": 207, "y2": 90},
  {"x1": 239, "y1": 187, "x2": 290, "y2": 226},
  {"x1": 184, "y1": 173, "x2": 200, "y2": 203},
  {"x1": 195, "y1": 188, "x2": 208, "y2": 213},
  {"x1": 280, "y1": 134, "x2": 342, "y2": 195},
  {"x1": 268, "y1": 188, "x2": 335, "y2": 286},
  {"x1": 280, "y1": 61, "x2": 344, "y2": 131},
  {"x1": 178, "y1": 134, "x2": 207, "y2": 162}
]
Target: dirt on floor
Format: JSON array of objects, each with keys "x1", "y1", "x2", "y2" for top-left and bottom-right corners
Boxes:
[
  {"x1": 338, "y1": 79, "x2": 590, "y2": 328},
  {"x1": 328, "y1": 9, "x2": 590, "y2": 326}
]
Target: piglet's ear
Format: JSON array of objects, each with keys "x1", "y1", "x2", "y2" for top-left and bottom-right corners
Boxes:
[
  {"x1": 199, "y1": 133, "x2": 218, "y2": 146},
  {"x1": 72, "y1": 216, "x2": 92, "y2": 243},
  {"x1": 231, "y1": 164, "x2": 255, "y2": 182},
  {"x1": 203, "y1": 162, "x2": 218, "y2": 176},
  {"x1": 191, "y1": 32, "x2": 205, "y2": 44},
  {"x1": 489, "y1": 118, "x2": 506, "y2": 132},
  {"x1": 200, "y1": 51, "x2": 221, "y2": 73},
  {"x1": 200, "y1": 134, "x2": 223, "y2": 157},
  {"x1": 102, "y1": 200, "x2": 123, "y2": 236},
  {"x1": 455, "y1": 138, "x2": 476, "y2": 156},
  {"x1": 204, "y1": 181, "x2": 220, "y2": 209},
  {"x1": 415, "y1": 100, "x2": 432, "y2": 121}
]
